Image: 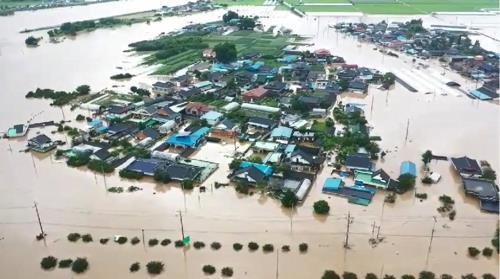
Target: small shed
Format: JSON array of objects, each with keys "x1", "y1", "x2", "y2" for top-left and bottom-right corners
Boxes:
[
  {"x1": 400, "y1": 161, "x2": 417, "y2": 177},
  {"x1": 323, "y1": 178, "x2": 344, "y2": 192}
]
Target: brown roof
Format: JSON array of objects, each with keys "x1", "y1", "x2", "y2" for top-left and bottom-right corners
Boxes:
[{"x1": 244, "y1": 86, "x2": 268, "y2": 98}]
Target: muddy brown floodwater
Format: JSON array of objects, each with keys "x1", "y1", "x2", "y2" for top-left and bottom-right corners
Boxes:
[{"x1": 0, "y1": 3, "x2": 498, "y2": 279}]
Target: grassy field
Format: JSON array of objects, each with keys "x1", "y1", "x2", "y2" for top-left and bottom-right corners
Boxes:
[
  {"x1": 150, "y1": 31, "x2": 293, "y2": 75},
  {"x1": 214, "y1": 0, "x2": 265, "y2": 6},
  {"x1": 293, "y1": 0, "x2": 498, "y2": 13}
]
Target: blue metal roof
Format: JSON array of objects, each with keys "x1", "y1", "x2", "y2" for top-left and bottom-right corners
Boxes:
[
  {"x1": 271, "y1": 126, "x2": 293, "y2": 139},
  {"x1": 323, "y1": 178, "x2": 343, "y2": 191},
  {"x1": 470, "y1": 89, "x2": 493, "y2": 100},
  {"x1": 166, "y1": 127, "x2": 210, "y2": 148},
  {"x1": 240, "y1": 162, "x2": 273, "y2": 176},
  {"x1": 400, "y1": 161, "x2": 417, "y2": 176}
]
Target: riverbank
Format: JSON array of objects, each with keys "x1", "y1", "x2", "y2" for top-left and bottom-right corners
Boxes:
[{"x1": 0, "y1": 0, "x2": 119, "y2": 16}]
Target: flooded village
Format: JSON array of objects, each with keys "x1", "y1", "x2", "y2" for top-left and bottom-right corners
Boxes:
[{"x1": 0, "y1": 0, "x2": 498, "y2": 278}]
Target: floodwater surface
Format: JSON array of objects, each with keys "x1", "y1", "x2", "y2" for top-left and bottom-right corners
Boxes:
[{"x1": 0, "y1": 3, "x2": 498, "y2": 279}]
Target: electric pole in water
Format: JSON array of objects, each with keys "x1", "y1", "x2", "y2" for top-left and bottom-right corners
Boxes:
[
  {"x1": 425, "y1": 216, "x2": 437, "y2": 269},
  {"x1": 141, "y1": 229, "x2": 146, "y2": 250},
  {"x1": 275, "y1": 249, "x2": 279, "y2": 279},
  {"x1": 344, "y1": 212, "x2": 353, "y2": 248},
  {"x1": 178, "y1": 210, "x2": 185, "y2": 240},
  {"x1": 33, "y1": 201, "x2": 46, "y2": 246}
]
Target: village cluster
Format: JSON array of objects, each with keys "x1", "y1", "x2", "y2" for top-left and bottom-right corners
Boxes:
[
  {"x1": 335, "y1": 20, "x2": 499, "y2": 100},
  {"x1": 5, "y1": 16, "x2": 498, "y2": 213}
]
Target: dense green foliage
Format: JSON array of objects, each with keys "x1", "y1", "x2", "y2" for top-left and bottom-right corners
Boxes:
[
  {"x1": 397, "y1": 174, "x2": 416, "y2": 193},
  {"x1": 25, "y1": 36, "x2": 40, "y2": 46},
  {"x1": 40, "y1": 256, "x2": 58, "y2": 270},
  {"x1": 129, "y1": 262, "x2": 140, "y2": 273},
  {"x1": 146, "y1": 261, "x2": 164, "y2": 275},
  {"x1": 468, "y1": 247, "x2": 480, "y2": 257},
  {"x1": 25, "y1": 85, "x2": 90, "y2": 106},
  {"x1": 214, "y1": 42, "x2": 237, "y2": 64},
  {"x1": 119, "y1": 169, "x2": 144, "y2": 180},
  {"x1": 58, "y1": 259, "x2": 73, "y2": 268},
  {"x1": 203, "y1": 264, "x2": 216, "y2": 275},
  {"x1": 71, "y1": 258, "x2": 89, "y2": 274},
  {"x1": 313, "y1": 200, "x2": 330, "y2": 215},
  {"x1": 87, "y1": 159, "x2": 114, "y2": 173},
  {"x1": 221, "y1": 267, "x2": 234, "y2": 277},
  {"x1": 299, "y1": 243, "x2": 308, "y2": 253},
  {"x1": 323, "y1": 270, "x2": 341, "y2": 279}
]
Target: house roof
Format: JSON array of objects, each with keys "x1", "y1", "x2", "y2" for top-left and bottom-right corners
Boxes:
[
  {"x1": 400, "y1": 161, "x2": 417, "y2": 176},
  {"x1": 14, "y1": 124, "x2": 25, "y2": 133},
  {"x1": 373, "y1": 169, "x2": 390, "y2": 182},
  {"x1": 248, "y1": 117, "x2": 275, "y2": 128},
  {"x1": 108, "y1": 105, "x2": 129, "y2": 115},
  {"x1": 345, "y1": 153, "x2": 372, "y2": 170},
  {"x1": 200, "y1": 110, "x2": 223, "y2": 121},
  {"x1": 93, "y1": 148, "x2": 111, "y2": 160},
  {"x1": 166, "y1": 127, "x2": 210, "y2": 148},
  {"x1": 233, "y1": 166, "x2": 266, "y2": 184},
  {"x1": 451, "y1": 156, "x2": 482, "y2": 175},
  {"x1": 29, "y1": 134, "x2": 52, "y2": 145},
  {"x1": 217, "y1": 119, "x2": 237, "y2": 130},
  {"x1": 243, "y1": 86, "x2": 268, "y2": 98},
  {"x1": 162, "y1": 163, "x2": 201, "y2": 181},
  {"x1": 298, "y1": 96, "x2": 321, "y2": 105},
  {"x1": 126, "y1": 159, "x2": 164, "y2": 174},
  {"x1": 271, "y1": 126, "x2": 293, "y2": 139},
  {"x1": 240, "y1": 162, "x2": 274, "y2": 176},
  {"x1": 153, "y1": 81, "x2": 175, "y2": 88},
  {"x1": 290, "y1": 149, "x2": 324, "y2": 165},
  {"x1": 323, "y1": 178, "x2": 344, "y2": 191},
  {"x1": 462, "y1": 178, "x2": 498, "y2": 199},
  {"x1": 185, "y1": 102, "x2": 211, "y2": 112}
]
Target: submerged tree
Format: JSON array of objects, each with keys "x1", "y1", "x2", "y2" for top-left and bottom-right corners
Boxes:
[{"x1": 214, "y1": 43, "x2": 237, "y2": 64}]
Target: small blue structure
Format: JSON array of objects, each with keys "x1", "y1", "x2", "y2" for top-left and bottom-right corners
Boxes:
[
  {"x1": 278, "y1": 55, "x2": 299, "y2": 63},
  {"x1": 470, "y1": 89, "x2": 493, "y2": 100},
  {"x1": 323, "y1": 178, "x2": 344, "y2": 191},
  {"x1": 240, "y1": 162, "x2": 273, "y2": 176},
  {"x1": 400, "y1": 161, "x2": 417, "y2": 177},
  {"x1": 200, "y1": 111, "x2": 223, "y2": 126},
  {"x1": 212, "y1": 63, "x2": 232, "y2": 73},
  {"x1": 167, "y1": 127, "x2": 210, "y2": 148},
  {"x1": 248, "y1": 61, "x2": 264, "y2": 72}
]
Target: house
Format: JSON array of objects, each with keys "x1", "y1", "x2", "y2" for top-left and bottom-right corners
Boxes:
[
  {"x1": 247, "y1": 117, "x2": 276, "y2": 130},
  {"x1": 264, "y1": 81, "x2": 288, "y2": 95},
  {"x1": 200, "y1": 111, "x2": 224, "y2": 126},
  {"x1": 288, "y1": 148, "x2": 325, "y2": 173},
  {"x1": 232, "y1": 162, "x2": 274, "y2": 184},
  {"x1": 202, "y1": 48, "x2": 216, "y2": 59},
  {"x1": 462, "y1": 178, "x2": 498, "y2": 201},
  {"x1": 107, "y1": 105, "x2": 132, "y2": 119},
  {"x1": 6, "y1": 124, "x2": 28, "y2": 138},
  {"x1": 400, "y1": 161, "x2": 417, "y2": 177},
  {"x1": 125, "y1": 158, "x2": 202, "y2": 181},
  {"x1": 292, "y1": 131, "x2": 315, "y2": 142},
  {"x1": 212, "y1": 119, "x2": 239, "y2": 138},
  {"x1": 90, "y1": 148, "x2": 112, "y2": 161},
  {"x1": 337, "y1": 68, "x2": 358, "y2": 80},
  {"x1": 314, "y1": 48, "x2": 332, "y2": 58},
  {"x1": 269, "y1": 126, "x2": 293, "y2": 144},
  {"x1": 345, "y1": 153, "x2": 372, "y2": 171},
  {"x1": 322, "y1": 177, "x2": 376, "y2": 206},
  {"x1": 469, "y1": 86, "x2": 499, "y2": 100},
  {"x1": 354, "y1": 169, "x2": 390, "y2": 189},
  {"x1": 185, "y1": 102, "x2": 213, "y2": 116},
  {"x1": 107, "y1": 123, "x2": 139, "y2": 140},
  {"x1": 222, "y1": 102, "x2": 240, "y2": 113},
  {"x1": 348, "y1": 79, "x2": 368, "y2": 93},
  {"x1": 171, "y1": 74, "x2": 194, "y2": 87},
  {"x1": 166, "y1": 126, "x2": 210, "y2": 148},
  {"x1": 179, "y1": 88, "x2": 201, "y2": 100},
  {"x1": 136, "y1": 127, "x2": 161, "y2": 141},
  {"x1": 28, "y1": 134, "x2": 56, "y2": 153},
  {"x1": 451, "y1": 156, "x2": 482, "y2": 177},
  {"x1": 243, "y1": 86, "x2": 269, "y2": 102},
  {"x1": 241, "y1": 103, "x2": 280, "y2": 117},
  {"x1": 152, "y1": 81, "x2": 176, "y2": 94},
  {"x1": 345, "y1": 103, "x2": 364, "y2": 115},
  {"x1": 193, "y1": 81, "x2": 213, "y2": 92},
  {"x1": 298, "y1": 96, "x2": 322, "y2": 109}
]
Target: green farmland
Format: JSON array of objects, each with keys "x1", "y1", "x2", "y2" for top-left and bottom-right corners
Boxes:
[
  {"x1": 291, "y1": 0, "x2": 498, "y2": 14},
  {"x1": 134, "y1": 31, "x2": 294, "y2": 75}
]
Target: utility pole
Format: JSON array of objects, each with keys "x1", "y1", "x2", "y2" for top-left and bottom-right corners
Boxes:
[
  {"x1": 33, "y1": 201, "x2": 46, "y2": 246},
  {"x1": 404, "y1": 118, "x2": 410, "y2": 143},
  {"x1": 376, "y1": 225, "x2": 381, "y2": 239},
  {"x1": 371, "y1": 221, "x2": 376, "y2": 237},
  {"x1": 290, "y1": 203, "x2": 294, "y2": 233},
  {"x1": 425, "y1": 216, "x2": 437, "y2": 269},
  {"x1": 275, "y1": 249, "x2": 279, "y2": 279},
  {"x1": 344, "y1": 212, "x2": 353, "y2": 248},
  {"x1": 370, "y1": 94, "x2": 374, "y2": 119},
  {"x1": 141, "y1": 229, "x2": 146, "y2": 250},
  {"x1": 178, "y1": 210, "x2": 185, "y2": 240}
]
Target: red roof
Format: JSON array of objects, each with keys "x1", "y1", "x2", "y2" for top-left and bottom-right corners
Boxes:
[
  {"x1": 314, "y1": 48, "x2": 331, "y2": 56},
  {"x1": 244, "y1": 86, "x2": 268, "y2": 98}
]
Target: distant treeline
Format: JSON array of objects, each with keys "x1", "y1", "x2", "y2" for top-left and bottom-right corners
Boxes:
[{"x1": 48, "y1": 17, "x2": 129, "y2": 37}]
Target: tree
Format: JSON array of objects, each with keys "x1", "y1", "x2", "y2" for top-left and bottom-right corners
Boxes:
[
  {"x1": 419, "y1": 271, "x2": 436, "y2": 279},
  {"x1": 482, "y1": 247, "x2": 493, "y2": 257},
  {"x1": 313, "y1": 200, "x2": 330, "y2": 215},
  {"x1": 323, "y1": 271, "x2": 341, "y2": 279},
  {"x1": 338, "y1": 79, "x2": 349, "y2": 91},
  {"x1": 146, "y1": 261, "x2": 164, "y2": 275},
  {"x1": 422, "y1": 150, "x2": 433, "y2": 166},
  {"x1": 130, "y1": 262, "x2": 140, "y2": 273},
  {"x1": 462, "y1": 275, "x2": 477, "y2": 279},
  {"x1": 366, "y1": 273, "x2": 378, "y2": 279},
  {"x1": 299, "y1": 242, "x2": 308, "y2": 252},
  {"x1": 181, "y1": 179, "x2": 194, "y2": 190},
  {"x1": 248, "y1": 242, "x2": 259, "y2": 251},
  {"x1": 221, "y1": 267, "x2": 234, "y2": 277},
  {"x1": 25, "y1": 36, "x2": 40, "y2": 46},
  {"x1": 229, "y1": 159, "x2": 243, "y2": 170},
  {"x1": 403, "y1": 275, "x2": 416, "y2": 279},
  {"x1": 441, "y1": 275, "x2": 453, "y2": 279},
  {"x1": 468, "y1": 247, "x2": 480, "y2": 257},
  {"x1": 71, "y1": 258, "x2": 89, "y2": 274},
  {"x1": 247, "y1": 155, "x2": 263, "y2": 164},
  {"x1": 482, "y1": 274, "x2": 496, "y2": 279},
  {"x1": 154, "y1": 169, "x2": 171, "y2": 183},
  {"x1": 492, "y1": 228, "x2": 499, "y2": 253},
  {"x1": 75, "y1": 85, "x2": 91, "y2": 95},
  {"x1": 203, "y1": 265, "x2": 216, "y2": 275},
  {"x1": 344, "y1": 272, "x2": 358, "y2": 279},
  {"x1": 214, "y1": 43, "x2": 237, "y2": 64},
  {"x1": 281, "y1": 190, "x2": 298, "y2": 208},
  {"x1": 40, "y1": 256, "x2": 58, "y2": 270},
  {"x1": 382, "y1": 72, "x2": 396, "y2": 88},
  {"x1": 397, "y1": 174, "x2": 416, "y2": 193},
  {"x1": 222, "y1": 10, "x2": 239, "y2": 23},
  {"x1": 239, "y1": 17, "x2": 256, "y2": 30},
  {"x1": 482, "y1": 168, "x2": 496, "y2": 181}
]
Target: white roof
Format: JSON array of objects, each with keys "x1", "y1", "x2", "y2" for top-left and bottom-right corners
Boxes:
[
  {"x1": 241, "y1": 103, "x2": 280, "y2": 113},
  {"x1": 222, "y1": 102, "x2": 240, "y2": 112}
]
